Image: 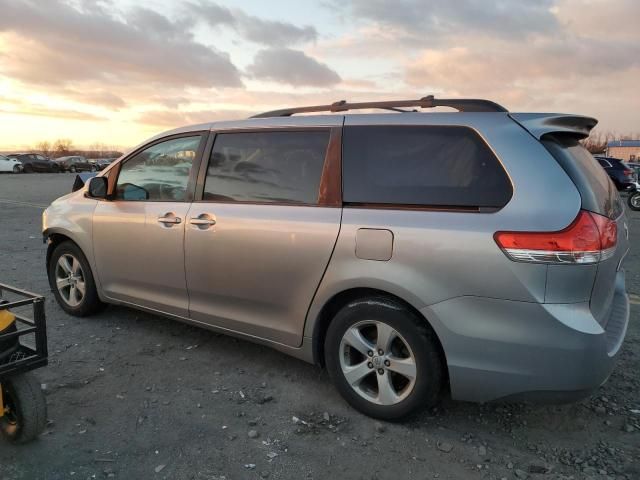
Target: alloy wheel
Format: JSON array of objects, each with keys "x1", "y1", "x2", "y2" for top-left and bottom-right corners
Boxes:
[
  {"x1": 339, "y1": 320, "x2": 417, "y2": 405},
  {"x1": 55, "y1": 254, "x2": 86, "y2": 307}
]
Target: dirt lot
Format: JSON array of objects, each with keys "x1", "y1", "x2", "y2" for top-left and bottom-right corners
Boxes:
[{"x1": 0, "y1": 173, "x2": 638, "y2": 480}]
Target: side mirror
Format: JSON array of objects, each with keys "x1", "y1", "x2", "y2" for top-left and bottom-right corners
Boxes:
[{"x1": 86, "y1": 176, "x2": 108, "y2": 199}]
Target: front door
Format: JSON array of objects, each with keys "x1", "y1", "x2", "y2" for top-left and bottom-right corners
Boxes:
[
  {"x1": 93, "y1": 134, "x2": 205, "y2": 317},
  {"x1": 185, "y1": 129, "x2": 342, "y2": 346}
]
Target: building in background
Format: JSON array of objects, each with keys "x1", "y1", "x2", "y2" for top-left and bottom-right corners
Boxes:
[{"x1": 607, "y1": 140, "x2": 640, "y2": 162}]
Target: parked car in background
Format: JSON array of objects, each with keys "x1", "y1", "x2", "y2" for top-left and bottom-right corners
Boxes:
[
  {"x1": 55, "y1": 156, "x2": 96, "y2": 173},
  {"x1": 43, "y1": 96, "x2": 630, "y2": 420},
  {"x1": 625, "y1": 162, "x2": 640, "y2": 211},
  {"x1": 94, "y1": 158, "x2": 116, "y2": 171},
  {"x1": 7, "y1": 153, "x2": 60, "y2": 173},
  {"x1": 594, "y1": 156, "x2": 636, "y2": 192},
  {"x1": 0, "y1": 154, "x2": 23, "y2": 173}
]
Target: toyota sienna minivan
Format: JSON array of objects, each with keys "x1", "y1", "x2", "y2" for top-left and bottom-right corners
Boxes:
[{"x1": 43, "y1": 96, "x2": 630, "y2": 419}]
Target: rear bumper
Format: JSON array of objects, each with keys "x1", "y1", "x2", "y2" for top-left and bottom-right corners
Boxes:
[{"x1": 423, "y1": 270, "x2": 629, "y2": 403}]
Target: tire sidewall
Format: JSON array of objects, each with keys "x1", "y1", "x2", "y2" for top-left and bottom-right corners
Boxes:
[
  {"x1": 325, "y1": 298, "x2": 443, "y2": 420},
  {"x1": 48, "y1": 241, "x2": 101, "y2": 316},
  {"x1": 0, "y1": 380, "x2": 23, "y2": 441},
  {"x1": 628, "y1": 193, "x2": 640, "y2": 211},
  {"x1": 0, "y1": 373, "x2": 46, "y2": 443}
]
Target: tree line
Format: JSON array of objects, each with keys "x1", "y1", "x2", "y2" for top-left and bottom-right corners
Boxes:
[
  {"x1": 30, "y1": 139, "x2": 123, "y2": 159},
  {"x1": 582, "y1": 131, "x2": 640, "y2": 154}
]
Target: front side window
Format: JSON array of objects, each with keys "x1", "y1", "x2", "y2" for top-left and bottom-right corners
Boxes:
[
  {"x1": 342, "y1": 125, "x2": 512, "y2": 208},
  {"x1": 116, "y1": 135, "x2": 202, "y2": 201},
  {"x1": 203, "y1": 130, "x2": 329, "y2": 204}
]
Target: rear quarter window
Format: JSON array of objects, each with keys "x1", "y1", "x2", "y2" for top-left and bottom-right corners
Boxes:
[
  {"x1": 342, "y1": 125, "x2": 512, "y2": 209},
  {"x1": 542, "y1": 135, "x2": 622, "y2": 219}
]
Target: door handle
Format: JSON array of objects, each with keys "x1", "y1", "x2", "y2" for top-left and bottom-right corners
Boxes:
[
  {"x1": 157, "y1": 215, "x2": 182, "y2": 225},
  {"x1": 189, "y1": 214, "x2": 216, "y2": 228},
  {"x1": 190, "y1": 218, "x2": 216, "y2": 226}
]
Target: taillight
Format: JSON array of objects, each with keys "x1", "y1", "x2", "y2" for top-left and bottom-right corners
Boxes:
[
  {"x1": 623, "y1": 169, "x2": 634, "y2": 177},
  {"x1": 494, "y1": 210, "x2": 617, "y2": 264}
]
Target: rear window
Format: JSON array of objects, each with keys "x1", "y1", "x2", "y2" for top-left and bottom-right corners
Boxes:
[
  {"x1": 342, "y1": 126, "x2": 512, "y2": 209},
  {"x1": 543, "y1": 135, "x2": 622, "y2": 219}
]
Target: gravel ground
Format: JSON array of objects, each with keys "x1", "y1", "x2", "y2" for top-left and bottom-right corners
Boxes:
[{"x1": 0, "y1": 173, "x2": 638, "y2": 480}]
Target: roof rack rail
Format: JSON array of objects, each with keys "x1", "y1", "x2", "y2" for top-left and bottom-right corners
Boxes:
[{"x1": 251, "y1": 95, "x2": 508, "y2": 118}]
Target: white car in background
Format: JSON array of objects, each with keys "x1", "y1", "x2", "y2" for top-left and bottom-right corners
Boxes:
[{"x1": 0, "y1": 154, "x2": 23, "y2": 173}]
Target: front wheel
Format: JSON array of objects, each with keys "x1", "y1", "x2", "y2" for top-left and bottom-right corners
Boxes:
[
  {"x1": 628, "y1": 192, "x2": 640, "y2": 211},
  {"x1": 325, "y1": 297, "x2": 444, "y2": 420},
  {"x1": 12, "y1": 165, "x2": 20, "y2": 174},
  {"x1": 69, "y1": 166, "x2": 76, "y2": 173},
  {"x1": 48, "y1": 241, "x2": 104, "y2": 316},
  {"x1": 0, "y1": 373, "x2": 47, "y2": 443}
]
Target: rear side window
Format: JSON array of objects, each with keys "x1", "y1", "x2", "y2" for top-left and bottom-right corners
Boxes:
[
  {"x1": 342, "y1": 126, "x2": 512, "y2": 209},
  {"x1": 204, "y1": 130, "x2": 329, "y2": 204},
  {"x1": 543, "y1": 135, "x2": 622, "y2": 219}
]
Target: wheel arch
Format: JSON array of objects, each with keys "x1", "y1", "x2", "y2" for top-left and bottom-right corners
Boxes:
[
  {"x1": 45, "y1": 231, "x2": 78, "y2": 270},
  {"x1": 311, "y1": 287, "x2": 449, "y2": 381},
  {"x1": 44, "y1": 229, "x2": 103, "y2": 298}
]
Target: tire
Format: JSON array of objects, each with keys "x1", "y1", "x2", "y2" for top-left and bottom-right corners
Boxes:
[
  {"x1": 12, "y1": 165, "x2": 20, "y2": 174},
  {"x1": 69, "y1": 166, "x2": 76, "y2": 173},
  {"x1": 90, "y1": 166, "x2": 96, "y2": 172},
  {"x1": 48, "y1": 240, "x2": 104, "y2": 316},
  {"x1": 23, "y1": 164, "x2": 33, "y2": 173},
  {"x1": 628, "y1": 192, "x2": 640, "y2": 211},
  {"x1": 0, "y1": 373, "x2": 47, "y2": 443},
  {"x1": 324, "y1": 297, "x2": 444, "y2": 420}
]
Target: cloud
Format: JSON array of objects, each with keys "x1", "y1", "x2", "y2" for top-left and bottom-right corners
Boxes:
[
  {"x1": 341, "y1": 0, "x2": 559, "y2": 39},
  {"x1": 137, "y1": 109, "x2": 254, "y2": 128},
  {"x1": 233, "y1": 12, "x2": 317, "y2": 46},
  {"x1": 63, "y1": 90, "x2": 128, "y2": 109},
  {"x1": 248, "y1": 48, "x2": 341, "y2": 87},
  {"x1": 188, "y1": 1, "x2": 317, "y2": 46},
  {"x1": 0, "y1": 106, "x2": 105, "y2": 122},
  {"x1": 0, "y1": 0, "x2": 242, "y2": 89}
]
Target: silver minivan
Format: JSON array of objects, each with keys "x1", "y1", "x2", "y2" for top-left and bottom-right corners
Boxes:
[{"x1": 43, "y1": 96, "x2": 630, "y2": 419}]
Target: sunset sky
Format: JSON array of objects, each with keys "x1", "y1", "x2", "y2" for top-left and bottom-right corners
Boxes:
[{"x1": 1, "y1": 0, "x2": 639, "y2": 151}]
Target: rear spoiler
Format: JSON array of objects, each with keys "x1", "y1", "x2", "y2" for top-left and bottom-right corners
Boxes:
[{"x1": 509, "y1": 113, "x2": 597, "y2": 140}]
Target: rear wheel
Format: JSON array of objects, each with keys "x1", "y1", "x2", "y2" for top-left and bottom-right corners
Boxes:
[
  {"x1": 12, "y1": 165, "x2": 20, "y2": 174},
  {"x1": 90, "y1": 165, "x2": 96, "y2": 172},
  {"x1": 48, "y1": 241, "x2": 104, "y2": 316},
  {"x1": 0, "y1": 373, "x2": 47, "y2": 443},
  {"x1": 628, "y1": 192, "x2": 640, "y2": 211},
  {"x1": 69, "y1": 166, "x2": 77, "y2": 173},
  {"x1": 325, "y1": 297, "x2": 444, "y2": 420}
]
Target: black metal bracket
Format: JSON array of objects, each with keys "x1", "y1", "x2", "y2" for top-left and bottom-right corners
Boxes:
[{"x1": 0, "y1": 283, "x2": 48, "y2": 381}]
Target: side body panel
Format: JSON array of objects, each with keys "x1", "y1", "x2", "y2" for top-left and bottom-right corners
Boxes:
[
  {"x1": 185, "y1": 204, "x2": 341, "y2": 346},
  {"x1": 305, "y1": 112, "x2": 583, "y2": 340},
  {"x1": 92, "y1": 201, "x2": 191, "y2": 316}
]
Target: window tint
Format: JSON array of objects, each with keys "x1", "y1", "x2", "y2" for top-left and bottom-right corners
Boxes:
[
  {"x1": 543, "y1": 136, "x2": 622, "y2": 219},
  {"x1": 342, "y1": 126, "x2": 512, "y2": 208},
  {"x1": 203, "y1": 131, "x2": 329, "y2": 204},
  {"x1": 116, "y1": 136, "x2": 202, "y2": 201}
]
